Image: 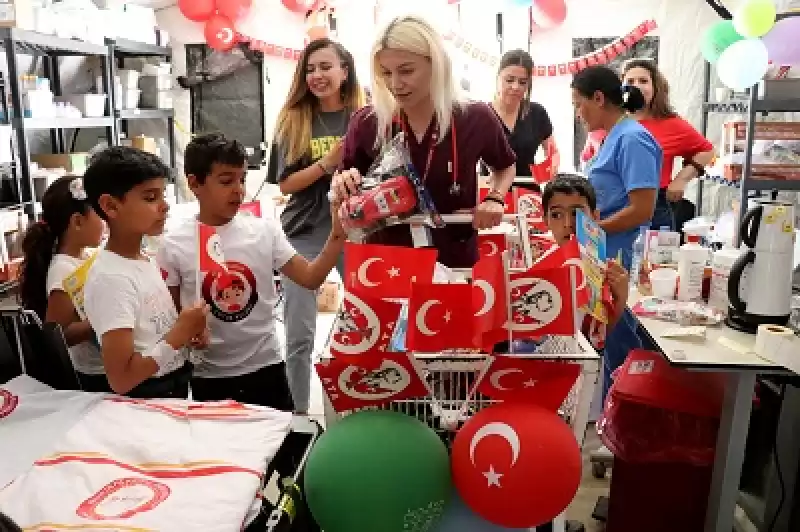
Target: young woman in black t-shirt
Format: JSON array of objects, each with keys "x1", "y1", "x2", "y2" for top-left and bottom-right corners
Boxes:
[{"x1": 490, "y1": 49, "x2": 560, "y2": 189}]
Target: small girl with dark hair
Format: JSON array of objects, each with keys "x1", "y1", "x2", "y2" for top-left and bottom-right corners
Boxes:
[{"x1": 19, "y1": 175, "x2": 107, "y2": 391}]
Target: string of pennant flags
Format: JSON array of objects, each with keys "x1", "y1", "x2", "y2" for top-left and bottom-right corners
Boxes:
[
  {"x1": 444, "y1": 19, "x2": 658, "y2": 76},
  {"x1": 235, "y1": 18, "x2": 658, "y2": 76}
]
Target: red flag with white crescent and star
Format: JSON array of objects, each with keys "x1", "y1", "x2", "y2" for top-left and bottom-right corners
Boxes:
[
  {"x1": 344, "y1": 243, "x2": 438, "y2": 299},
  {"x1": 314, "y1": 352, "x2": 431, "y2": 412},
  {"x1": 471, "y1": 253, "x2": 508, "y2": 347},
  {"x1": 329, "y1": 291, "x2": 403, "y2": 359},
  {"x1": 407, "y1": 283, "x2": 475, "y2": 352},
  {"x1": 533, "y1": 238, "x2": 589, "y2": 308},
  {"x1": 477, "y1": 233, "x2": 507, "y2": 260},
  {"x1": 513, "y1": 189, "x2": 548, "y2": 232},
  {"x1": 476, "y1": 355, "x2": 581, "y2": 411}
]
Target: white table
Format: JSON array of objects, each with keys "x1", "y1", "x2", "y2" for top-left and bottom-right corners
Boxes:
[{"x1": 631, "y1": 298, "x2": 797, "y2": 532}]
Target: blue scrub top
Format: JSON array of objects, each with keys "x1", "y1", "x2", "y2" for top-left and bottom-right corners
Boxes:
[{"x1": 587, "y1": 118, "x2": 662, "y2": 270}]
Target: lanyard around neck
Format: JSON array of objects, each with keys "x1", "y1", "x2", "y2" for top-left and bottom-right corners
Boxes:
[{"x1": 396, "y1": 113, "x2": 459, "y2": 192}]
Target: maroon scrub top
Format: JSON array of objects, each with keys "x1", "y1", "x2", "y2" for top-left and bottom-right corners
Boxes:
[{"x1": 340, "y1": 101, "x2": 516, "y2": 268}]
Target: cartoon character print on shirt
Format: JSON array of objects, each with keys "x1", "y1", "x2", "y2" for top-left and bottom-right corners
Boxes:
[{"x1": 201, "y1": 260, "x2": 258, "y2": 323}]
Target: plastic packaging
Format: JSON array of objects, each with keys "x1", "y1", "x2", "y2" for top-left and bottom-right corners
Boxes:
[
  {"x1": 709, "y1": 245, "x2": 740, "y2": 311},
  {"x1": 338, "y1": 132, "x2": 443, "y2": 238},
  {"x1": 631, "y1": 227, "x2": 646, "y2": 290},
  {"x1": 676, "y1": 235, "x2": 709, "y2": 302},
  {"x1": 649, "y1": 268, "x2": 677, "y2": 299}
]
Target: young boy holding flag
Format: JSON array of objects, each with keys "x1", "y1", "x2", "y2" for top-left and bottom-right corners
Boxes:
[{"x1": 157, "y1": 133, "x2": 345, "y2": 411}]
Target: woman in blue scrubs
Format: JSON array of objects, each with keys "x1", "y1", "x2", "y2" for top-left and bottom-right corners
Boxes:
[{"x1": 570, "y1": 65, "x2": 662, "y2": 407}]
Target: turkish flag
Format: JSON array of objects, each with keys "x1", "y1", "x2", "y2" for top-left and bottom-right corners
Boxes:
[
  {"x1": 451, "y1": 402, "x2": 582, "y2": 528},
  {"x1": 533, "y1": 238, "x2": 589, "y2": 308},
  {"x1": 329, "y1": 291, "x2": 403, "y2": 358},
  {"x1": 529, "y1": 233, "x2": 557, "y2": 262},
  {"x1": 344, "y1": 243, "x2": 438, "y2": 299},
  {"x1": 407, "y1": 283, "x2": 475, "y2": 352},
  {"x1": 477, "y1": 233, "x2": 506, "y2": 260},
  {"x1": 314, "y1": 352, "x2": 431, "y2": 412},
  {"x1": 471, "y1": 254, "x2": 508, "y2": 346},
  {"x1": 198, "y1": 223, "x2": 227, "y2": 276},
  {"x1": 477, "y1": 355, "x2": 581, "y2": 411},
  {"x1": 508, "y1": 266, "x2": 575, "y2": 337},
  {"x1": 513, "y1": 189, "x2": 547, "y2": 232}
]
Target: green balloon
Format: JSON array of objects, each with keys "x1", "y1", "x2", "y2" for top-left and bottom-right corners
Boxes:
[
  {"x1": 734, "y1": 0, "x2": 777, "y2": 38},
  {"x1": 304, "y1": 410, "x2": 452, "y2": 532},
  {"x1": 702, "y1": 20, "x2": 744, "y2": 64}
]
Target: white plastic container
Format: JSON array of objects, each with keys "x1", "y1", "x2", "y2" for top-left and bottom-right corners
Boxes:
[
  {"x1": 709, "y1": 245, "x2": 740, "y2": 311},
  {"x1": 677, "y1": 235, "x2": 710, "y2": 302},
  {"x1": 68, "y1": 94, "x2": 107, "y2": 117},
  {"x1": 649, "y1": 268, "x2": 678, "y2": 299}
]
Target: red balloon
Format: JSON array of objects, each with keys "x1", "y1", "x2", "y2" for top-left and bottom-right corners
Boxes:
[
  {"x1": 216, "y1": 0, "x2": 252, "y2": 21},
  {"x1": 531, "y1": 0, "x2": 567, "y2": 29},
  {"x1": 451, "y1": 403, "x2": 581, "y2": 528},
  {"x1": 282, "y1": 0, "x2": 319, "y2": 14},
  {"x1": 178, "y1": 0, "x2": 215, "y2": 22},
  {"x1": 205, "y1": 15, "x2": 237, "y2": 52}
]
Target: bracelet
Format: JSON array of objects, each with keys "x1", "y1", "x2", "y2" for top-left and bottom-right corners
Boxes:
[
  {"x1": 682, "y1": 159, "x2": 706, "y2": 177},
  {"x1": 482, "y1": 196, "x2": 506, "y2": 207}
]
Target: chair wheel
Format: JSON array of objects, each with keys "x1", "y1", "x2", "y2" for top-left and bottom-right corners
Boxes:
[{"x1": 592, "y1": 461, "x2": 607, "y2": 479}]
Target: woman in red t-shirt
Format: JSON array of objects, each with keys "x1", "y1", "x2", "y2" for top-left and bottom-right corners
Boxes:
[{"x1": 621, "y1": 59, "x2": 715, "y2": 230}]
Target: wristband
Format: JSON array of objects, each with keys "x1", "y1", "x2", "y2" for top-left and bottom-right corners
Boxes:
[
  {"x1": 682, "y1": 159, "x2": 706, "y2": 177},
  {"x1": 482, "y1": 196, "x2": 506, "y2": 207},
  {"x1": 145, "y1": 340, "x2": 187, "y2": 377}
]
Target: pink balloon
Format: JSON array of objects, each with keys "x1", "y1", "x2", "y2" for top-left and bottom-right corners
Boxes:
[
  {"x1": 763, "y1": 17, "x2": 800, "y2": 65},
  {"x1": 531, "y1": 0, "x2": 567, "y2": 29},
  {"x1": 216, "y1": 0, "x2": 252, "y2": 21}
]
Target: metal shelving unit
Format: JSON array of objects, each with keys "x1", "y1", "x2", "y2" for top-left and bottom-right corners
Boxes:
[
  {"x1": 696, "y1": 12, "x2": 800, "y2": 246},
  {"x1": 105, "y1": 38, "x2": 176, "y2": 179},
  {"x1": 0, "y1": 28, "x2": 115, "y2": 218}
]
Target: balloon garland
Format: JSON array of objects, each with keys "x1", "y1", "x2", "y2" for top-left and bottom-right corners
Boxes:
[{"x1": 444, "y1": 19, "x2": 658, "y2": 76}]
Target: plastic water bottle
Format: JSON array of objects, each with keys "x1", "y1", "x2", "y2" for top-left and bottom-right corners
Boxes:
[{"x1": 630, "y1": 227, "x2": 646, "y2": 289}]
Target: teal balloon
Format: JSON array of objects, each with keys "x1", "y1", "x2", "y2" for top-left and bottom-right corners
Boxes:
[
  {"x1": 435, "y1": 492, "x2": 530, "y2": 531},
  {"x1": 304, "y1": 410, "x2": 452, "y2": 532},
  {"x1": 701, "y1": 20, "x2": 744, "y2": 64},
  {"x1": 717, "y1": 38, "x2": 770, "y2": 91}
]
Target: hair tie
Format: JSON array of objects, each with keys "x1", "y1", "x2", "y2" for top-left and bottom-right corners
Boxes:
[{"x1": 69, "y1": 177, "x2": 87, "y2": 201}]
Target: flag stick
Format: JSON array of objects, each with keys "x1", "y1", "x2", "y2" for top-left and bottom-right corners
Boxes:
[
  {"x1": 502, "y1": 249, "x2": 513, "y2": 354},
  {"x1": 569, "y1": 264, "x2": 580, "y2": 354}
]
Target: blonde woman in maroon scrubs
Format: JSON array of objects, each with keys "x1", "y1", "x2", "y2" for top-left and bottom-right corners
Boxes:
[{"x1": 330, "y1": 15, "x2": 517, "y2": 268}]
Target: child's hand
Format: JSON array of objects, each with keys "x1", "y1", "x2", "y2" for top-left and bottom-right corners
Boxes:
[
  {"x1": 169, "y1": 301, "x2": 209, "y2": 348},
  {"x1": 606, "y1": 259, "x2": 630, "y2": 305},
  {"x1": 330, "y1": 195, "x2": 346, "y2": 239}
]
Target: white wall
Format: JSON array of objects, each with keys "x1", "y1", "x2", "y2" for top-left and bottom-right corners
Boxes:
[{"x1": 155, "y1": 0, "x2": 748, "y2": 198}]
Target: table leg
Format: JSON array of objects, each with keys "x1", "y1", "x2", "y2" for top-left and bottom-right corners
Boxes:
[{"x1": 704, "y1": 371, "x2": 756, "y2": 532}]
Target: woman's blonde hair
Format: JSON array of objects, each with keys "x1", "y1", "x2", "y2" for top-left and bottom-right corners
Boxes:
[
  {"x1": 370, "y1": 15, "x2": 459, "y2": 148},
  {"x1": 274, "y1": 38, "x2": 364, "y2": 165}
]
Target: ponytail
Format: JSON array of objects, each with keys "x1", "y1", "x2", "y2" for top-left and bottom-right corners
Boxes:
[
  {"x1": 18, "y1": 175, "x2": 91, "y2": 320},
  {"x1": 620, "y1": 85, "x2": 646, "y2": 113},
  {"x1": 19, "y1": 222, "x2": 57, "y2": 320}
]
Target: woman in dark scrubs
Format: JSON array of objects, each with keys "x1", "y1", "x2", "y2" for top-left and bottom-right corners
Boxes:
[
  {"x1": 330, "y1": 15, "x2": 517, "y2": 268},
  {"x1": 490, "y1": 49, "x2": 560, "y2": 189}
]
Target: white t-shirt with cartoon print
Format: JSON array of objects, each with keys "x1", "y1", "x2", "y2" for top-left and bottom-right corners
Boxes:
[
  {"x1": 46, "y1": 254, "x2": 104, "y2": 375},
  {"x1": 157, "y1": 214, "x2": 297, "y2": 378},
  {"x1": 84, "y1": 249, "x2": 185, "y2": 377}
]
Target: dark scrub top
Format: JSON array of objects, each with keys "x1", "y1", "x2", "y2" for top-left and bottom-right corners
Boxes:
[
  {"x1": 340, "y1": 102, "x2": 516, "y2": 268},
  {"x1": 496, "y1": 101, "x2": 553, "y2": 178}
]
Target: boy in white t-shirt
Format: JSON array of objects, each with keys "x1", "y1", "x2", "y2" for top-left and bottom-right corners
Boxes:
[
  {"x1": 83, "y1": 147, "x2": 209, "y2": 398},
  {"x1": 157, "y1": 133, "x2": 345, "y2": 411}
]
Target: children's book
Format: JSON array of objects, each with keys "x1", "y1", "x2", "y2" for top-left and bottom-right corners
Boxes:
[
  {"x1": 575, "y1": 210, "x2": 608, "y2": 323},
  {"x1": 62, "y1": 251, "x2": 99, "y2": 321}
]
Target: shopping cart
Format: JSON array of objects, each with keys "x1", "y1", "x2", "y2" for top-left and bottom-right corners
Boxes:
[{"x1": 319, "y1": 214, "x2": 602, "y2": 532}]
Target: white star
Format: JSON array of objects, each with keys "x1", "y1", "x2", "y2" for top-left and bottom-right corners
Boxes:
[
  {"x1": 483, "y1": 465, "x2": 503, "y2": 487},
  {"x1": 523, "y1": 379, "x2": 537, "y2": 387},
  {"x1": 387, "y1": 266, "x2": 401, "y2": 278},
  {"x1": 443, "y1": 310, "x2": 452, "y2": 322}
]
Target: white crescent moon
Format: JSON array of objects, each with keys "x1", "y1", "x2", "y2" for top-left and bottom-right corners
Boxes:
[
  {"x1": 563, "y1": 258, "x2": 587, "y2": 291},
  {"x1": 217, "y1": 28, "x2": 233, "y2": 44},
  {"x1": 469, "y1": 422, "x2": 521, "y2": 467},
  {"x1": 485, "y1": 240, "x2": 498, "y2": 257},
  {"x1": 415, "y1": 299, "x2": 440, "y2": 336},
  {"x1": 357, "y1": 257, "x2": 383, "y2": 288},
  {"x1": 474, "y1": 279, "x2": 495, "y2": 317},
  {"x1": 489, "y1": 368, "x2": 522, "y2": 391}
]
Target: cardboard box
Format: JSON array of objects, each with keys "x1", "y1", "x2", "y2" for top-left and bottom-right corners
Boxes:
[
  {"x1": 0, "y1": 0, "x2": 36, "y2": 30},
  {"x1": 31, "y1": 153, "x2": 90, "y2": 174},
  {"x1": 723, "y1": 163, "x2": 800, "y2": 181},
  {"x1": 131, "y1": 135, "x2": 157, "y2": 155}
]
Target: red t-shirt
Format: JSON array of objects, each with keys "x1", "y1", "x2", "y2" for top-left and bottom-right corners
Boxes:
[
  {"x1": 639, "y1": 117, "x2": 713, "y2": 189},
  {"x1": 340, "y1": 102, "x2": 516, "y2": 268}
]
